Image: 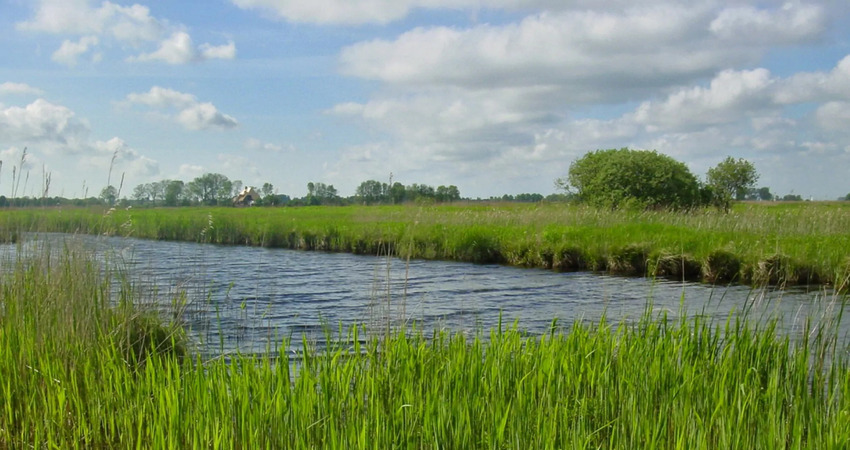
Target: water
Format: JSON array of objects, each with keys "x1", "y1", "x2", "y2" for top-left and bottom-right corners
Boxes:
[{"x1": 3, "y1": 233, "x2": 846, "y2": 356}]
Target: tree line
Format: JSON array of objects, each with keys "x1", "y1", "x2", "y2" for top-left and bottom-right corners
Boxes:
[{"x1": 119, "y1": 174, "x2": 464, "y2": 207}]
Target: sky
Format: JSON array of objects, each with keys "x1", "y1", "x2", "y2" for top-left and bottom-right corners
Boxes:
[{"x1": 1, "y1": 0, "x2": 850, "y2": 200}]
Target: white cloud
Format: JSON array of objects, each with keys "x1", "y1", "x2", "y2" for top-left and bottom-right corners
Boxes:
[
  {"x1": 710, "y1": 2, "x2": 825, "y2": 45},
  {"x1": 129, "y1": 31, "x2": 195, "y2": 64},
  {"x1": 0, "y1": 99, "x2": 90, "y2": 150},
  {"x1": 177, "y1": 103, "x2": 239, "y2": 130},
  {"x1": 19, "y1": 0, "x2": 234, "y2": 65},
  {"x1": 338, "y1": 6, "x2": 760, "y2": 103},
  {"x1": 129, "y1": 32, "x2": 237, "y2": 64},
  {"x1": 51, "y1": 35, "x2": 99, "y2": 66},
  {"x1": 200, "y1": 41, "x2": 237, "y2": 60},
  {"x1": 815, "y1": 101, "x2": 850, "y2": 131},
  {"x1": 125, "y1": 87, "x2": 238, "y2": 130},
  {"x1": 633, "y1": 69, "x2": 777, "y2": 132},
  {"x1": 125, "y1": 86, "x2": 197, "y2": 109},
  {"x1": 82, "y1": 137, "x2": 160, "y2": 180},
  {"x1": 0, "y1": 82, "x2": 44, "y2": 96}
]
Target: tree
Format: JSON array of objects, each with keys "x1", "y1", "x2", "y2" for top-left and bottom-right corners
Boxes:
[
  {"x1": 100, "y1": 185, "x2": 117, "y2": 206},
  {"x1": 435, "y1": 185, "x2": 461, "y2": 203},
  {"x1": 706, "y1": 157, "x2": 759, "y2": 212},
  {"x1": 305, "y1": 182, "x2": 340, "y2": 205},
  {"x1": 356, "y1": 180, "x2": 388, "y2": 205},
  {"x1": 164, "y1": 180, "x2": 184, "y2": 206},
  {"x1": 558, "y1": 148, "x2": 702, "y2": 210},
  {"x1": 389, "y1": 182, "x2": 405, "y2": 204},
  {"x1": 187, "y1": 173, "x2": 232, "y2": 206},
  {"x1": 132, "y1": 183, "x2": 150, "y2": 203}
]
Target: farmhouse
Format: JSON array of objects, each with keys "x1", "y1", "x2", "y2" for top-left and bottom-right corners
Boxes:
[{"x1": 233, "y1": 187, "x2": 261, "y2": 206}]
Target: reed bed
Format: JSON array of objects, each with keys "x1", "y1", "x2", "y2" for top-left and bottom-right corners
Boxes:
[
  {"x1": 1, "y1": 246, "x2": 850, "y2": 448},
  {"x1": 2, "y1": 201, "x2": 850, "y2": 289}
]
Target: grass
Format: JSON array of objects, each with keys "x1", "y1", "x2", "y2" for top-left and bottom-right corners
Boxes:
[
  {"x1": 2, "y1": 201, "x2": 849, "y2": 289},
  {"x1": 1, "y1": 244, "x2": 850, "y2": 448}
]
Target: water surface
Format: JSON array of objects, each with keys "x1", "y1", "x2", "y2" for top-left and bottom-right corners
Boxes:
[{"x1": 4, "y1": 233, "x2": 845, "y2": 356}]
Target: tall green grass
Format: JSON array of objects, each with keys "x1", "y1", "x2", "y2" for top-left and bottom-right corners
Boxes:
[
  {"x1": 1, "y1": 245, "x2": 849, "y2": 447},
  {"x1": 2, "y1": 201, "x2": 850, "y2": 288}
]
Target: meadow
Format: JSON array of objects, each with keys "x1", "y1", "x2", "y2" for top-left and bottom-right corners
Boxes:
[
  {"x1": 1, "y1": 244, "x2": 849, "y2": 448},
  {"x1": 1, "y1": 201, "x2": 849, "y2": 289}
]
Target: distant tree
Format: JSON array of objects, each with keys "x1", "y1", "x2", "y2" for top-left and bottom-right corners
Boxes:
[
  {"x1": 305, "y1": 182, "x2": 340, "y2": 205},
  {"x1": 515, "y1": 193, "x2": 544, "y2": 203},
  {"x1": 187, "y1": 173, "x2": 231, "y2": 206},
  {"x1": 261, "y1": 182, "x2": 278, "y2": 205},
  {"x1": 558, "y1": 148, "x2": 702, "y2": 210},
  {"x1": 844, "y1": 193, "x2": 850, "y2": 201},
  {"x1": 781, "y1": 194, "x2": 803, "y2": 201},
  {"x1": 356, "y1": 180, "x2": 388, "y2": 205},
  {"x1": 389, "y1": 182, "x2": 405, "y2": 204},
  {"x1": 707, "y1": 157, "x2": 759, "y2": 212},
  {"x1": 100, "y1": 185, "x2": 118, "y2": 206},
  {"x1": 435, "y1": 185, "x2": 460, "y2": 203},
  {"x1": 164, "y1": 180, "x2": 184, "y2": 206},
  {"x1": 132, "y1": 183, "x2": 150, "y2": 203},
  {"x1": 757, "y1": 187, "x2": 773, "y2": 201}
]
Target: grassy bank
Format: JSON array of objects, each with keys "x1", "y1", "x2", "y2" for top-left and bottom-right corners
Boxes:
[
  {"x1": 1, "y1": 246, "x2": 849, "y2": 448},
  {"x1": 2, "y1": 201, "x2": 850, "y2": 289}
]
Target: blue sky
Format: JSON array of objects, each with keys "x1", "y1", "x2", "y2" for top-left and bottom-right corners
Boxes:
[{"x1": 2, "y1": 0, "x2": 850, "y2": 200}]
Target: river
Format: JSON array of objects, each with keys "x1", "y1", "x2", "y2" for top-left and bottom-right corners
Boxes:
[{"x1": 4, "y1": 233, "x2": 846, "y2": 356}]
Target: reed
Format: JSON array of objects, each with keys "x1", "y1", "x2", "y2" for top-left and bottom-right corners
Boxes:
[
  {"x1": 1, "y1": 201, "x2": 849, "y2": 289},
  {"x1": 1, "y1": 245, "x2": 848, "y2": 448}
]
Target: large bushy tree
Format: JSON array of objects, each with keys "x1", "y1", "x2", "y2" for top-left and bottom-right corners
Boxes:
[{"x1": 558, "y1": 148, "x2": 702, "y2": 209}]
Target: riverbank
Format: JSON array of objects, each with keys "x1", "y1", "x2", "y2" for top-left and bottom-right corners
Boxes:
[
  {"x1": 1, "y1": 247, "x2": 848, "y2": 448},
  {"x1": 1, "y1": 202, "x2": 849, "y2": 289}
]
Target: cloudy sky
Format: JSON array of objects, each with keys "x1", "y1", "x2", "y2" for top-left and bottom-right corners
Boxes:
[{"x1": 2, "y1": 0, "x2": 849, "y2": 200}]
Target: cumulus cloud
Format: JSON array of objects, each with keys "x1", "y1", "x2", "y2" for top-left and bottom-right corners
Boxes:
[
  {"x1": 128, "y1": 32, "x2": 236, "y2": 64},
  {"x1": 125, "y1": 86, "x2": 238, "y2": 130},
  {"x1": 0, "y1": 82, "x2": 44, "y2": 96},
  {"x1": 51, "y1": 35, "x2": 99, "y2": 66},
  {"x1": 176, "y1": 103, "x2": 239, "y2": 130},
  {"x1": 0, "y1": 99, "x2": 90, "y2": 150},
  {"x1": 18, "y1": 0, "x2": 235, "y2": 65},
  {"x1": 709, "y1": 2, "x2": 826, "y2": 45},
  {"x1": 128, "y1": 31, "x2": 195, "y2": 64},
  {"x1": 633, "y1": 69, "x2": 777, "y2": 132}
]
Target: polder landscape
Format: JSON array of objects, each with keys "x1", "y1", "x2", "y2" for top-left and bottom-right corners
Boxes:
[{"x1": 2, "y1": 148, "x2": 850, "y2": 448}]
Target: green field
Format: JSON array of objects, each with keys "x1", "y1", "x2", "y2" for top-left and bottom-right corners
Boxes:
[
  {"x1": 2, "y1": 201, "x2": 849, "y2": 289},
  {"x1": 1, "y1": 246, "x2": 848, "y2": 448}
]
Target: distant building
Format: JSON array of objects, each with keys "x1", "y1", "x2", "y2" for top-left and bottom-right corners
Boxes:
[{"x1": 234, "y1": 187, "x2": 261, "y2": 206}]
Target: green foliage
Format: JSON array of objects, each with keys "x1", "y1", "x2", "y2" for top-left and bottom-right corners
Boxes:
[
  {"x1": 707, "y1": 156, "x2": 759, "y2": 212},
  {"x1": 164, "y1": 180, "x2": 185, "y2": 206},
  {"x1": 560, "y1": 148, "x2": 702, "y2": 210},
  {"x1": 99, "y1": 185, "x2": 117, "y2": 206},
  {"x1": 187, "y1": 173, "x2": 232, "y2": 206}
]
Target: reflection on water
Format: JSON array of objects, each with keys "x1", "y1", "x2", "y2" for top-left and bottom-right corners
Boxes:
[{"x1": 3, "y1": 233, "x2": 846, "y2": 356}]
